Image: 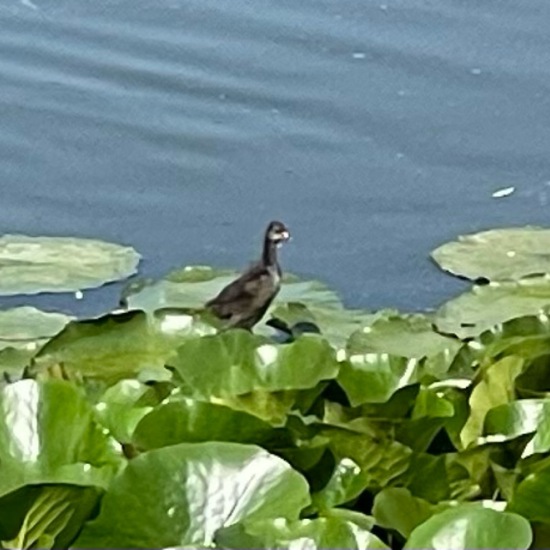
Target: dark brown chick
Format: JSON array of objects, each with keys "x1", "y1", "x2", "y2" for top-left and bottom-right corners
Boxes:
[{"x1": 205, "y1": 220, "x2": 291, "y2": 330}]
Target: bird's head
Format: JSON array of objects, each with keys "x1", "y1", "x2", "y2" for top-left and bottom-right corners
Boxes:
[{"x1": 266, "y1": 220, "x2": 291, "y2": 245}]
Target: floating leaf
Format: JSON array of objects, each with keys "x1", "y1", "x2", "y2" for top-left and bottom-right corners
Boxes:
[
  {"x1": 405, "y1": 504, "x2": 532, "y2": 549},
  {"x1": 435, "y1": 277, "x2": 550, "y2": 339},
  {"x1": 0, "y1": 235, "x2": 140, "y2": 295},
  {"x1": 75, "y1": 442, "x2": 310, "y2": 548},
  {"x1": 347, "y1": 314, "x2": 459, "y2": 360},
  {"x1": 431, "y1": 226, "x2": 550, "y2": 282},
  {"x1": 0, "y1": 307, "x2": 72, "y2": 350}
]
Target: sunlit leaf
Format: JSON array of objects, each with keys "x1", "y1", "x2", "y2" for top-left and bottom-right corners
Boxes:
[
  {"x1": 94, "y1": 380, "x2": 160, "y2": 443},
  {"x1": 460, "y1": 356, "x2": 524, "y2": 448},
  {"x1": 0, "y1": 379, "x2": 121, "y2": 498},
  {"x1": 32, "y1": 309, "x2": 214, "y2": 383},
  {"x1": 216, "y1": 515, "x2": 389, "y2": 550},
  {"x1": 172, "y1": 330, "x2": 339, "y2": 397},
  {"x1": 373, "y1": 487, "x2": 434, "y2": 538},
  {"x1": 132, "y1": 397, "x2": 281, "y2": 450},
  {"x1": 435, "y1": 277, "x2": 550, "y2": 339},
  {"x1": 431, "y1": 226, "x2": 550, "y2": 281},
  {"x1": 0, "y1": 235, "x2": 140, "y2": 295},
  {"x1": 75, "y1": 442, "x2": 310, "y2": 548},
  {"x1": 405, "y1": 504, "x2": 532, "y2": 549}
]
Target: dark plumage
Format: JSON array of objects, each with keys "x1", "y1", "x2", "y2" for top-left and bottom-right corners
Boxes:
[{"x1": 205, "y1": 220, "x2": 291, "y2": 330}]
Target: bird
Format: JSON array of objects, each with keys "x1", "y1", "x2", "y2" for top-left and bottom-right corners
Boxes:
[{"x1": 205, "y1": 220, "x2": 291, "y2": 330}]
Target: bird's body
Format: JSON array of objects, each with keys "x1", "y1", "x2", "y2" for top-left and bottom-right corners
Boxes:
[{"x1": 206, "y1": 221, "x2": 290, "y2": 330}]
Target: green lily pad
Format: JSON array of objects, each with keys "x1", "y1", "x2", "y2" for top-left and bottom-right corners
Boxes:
[
  {"x1": 75, "y1": 442, "x2": 311, "y2": 548},
  {"x1": 347, "y1": 313, "x2": 459, "y2": 360},
  {"x1": 460, "y1": 356, "x2": 524, "y2": 448},
  {"x1": 373, "y1": 487, "x2": 435, "y2": 539},
  {"x1": 338, "y1": 314, "x2": 460, "y2": 406},
  {"x1": 405, "y1": 505, "x2": 532, "y2": 549},
  {"x1": 508, "y1": 466, "x2": 550, "y2": 523},
  {"x1": 172, "y1": 330, "x2": 339, "y2": 397},
  {"x1": 132, "y1": 397, "x2": 281, "y2": 450},
  {"x1": 435, "y1": 277, "x2": 550, "y2": 339},
  {"x1": 431, "y1": 226, "x2": 550, "y2": 282},
  {"x1": 484, "y1": 399, "x2": 550, "y2": 456},
  {"x1": 0, "y1": 379, "x2": 121, "y2": 497},
  {"x1": 0, "y1": 307, "x2": 73, "y2": 381},
  {"x1": 94, "y1": 380, "x2": 160, "y2": 443},
  {"x1": 32, "y1": 309, "x2": 216, "y2": 383},
  {"x1": 311, "y1": 457, "x2": 367, "y2": 510},
  {"x1": 0, "y1": 235, "x2": 140, "y2": 295},
  {"x1": 448, "y1": 310, "x2": 550, "y2": 379},
  {"x1": 216, "y1": 516, "x2": 389, "y2": 550}
]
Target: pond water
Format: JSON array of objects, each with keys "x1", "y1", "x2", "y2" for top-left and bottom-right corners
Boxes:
[{"x1": 2, "y1": 0, "x2": 550, "y2": 317}]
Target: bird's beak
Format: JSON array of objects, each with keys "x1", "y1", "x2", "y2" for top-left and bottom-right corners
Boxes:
[{"x1": 281, "y1": 230, "x2": 291, "y2": 241}]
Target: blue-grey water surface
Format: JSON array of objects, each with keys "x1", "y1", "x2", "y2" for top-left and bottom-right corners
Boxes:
[{"x1": 2, "y1": 0, "x2": 550, "y2": 316}]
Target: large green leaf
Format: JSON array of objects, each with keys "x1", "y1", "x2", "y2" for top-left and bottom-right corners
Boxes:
[
  {"x1": 132, "y1": 397, "x2": 281, "y2": 450},
  {"x1": 401, "y1": 453, "x2": 452, "y2": 502},
  {"x1": 94, "y1": 380, "x2": 160, "y2": 443},
  {"x1": 373, "y1": 487, "x2": 435, "y2": 539},
  {"x1": 0, "y1": 235, "x2": 140, "y2": 295},
  {"x1": 337, "y1": 354, "x2": 421, "y2": 406},
  {"x1": 338, "y1": 315, "x2": 459, "y2": 406},
  {"x1": 431, "y1": 226, "x2": 550, "y2": 282},
  {"x1": 508, "y1": 466, "x2": 550, "y2": 523},
  {"x1": 484, "y1": 399, "x2": 550, "y2": 455},
  {"x1": 32, "y1": 309, "x2": 214, "y2": 383},
  {"x1": 0, "y1": 379, "x2": 121, "y2": 497},
  {"x1": 172, "y1": 330, "x2": 339, "y2": 397},
  {"x1": 435, "y1": 277, "x2": 550, "y2": 339},
  {"x1": 75, "y1": 442, "x2": 310, "y2": 548},
  {"x1": 216, "y1": 515, "x2": 389, "y2": 550},
  {"x1": 347, "y1": 313, "x2": 459, "y2": 361},
  {"x1": 311, "y1": 457, "x2": 367, "y2": 510},
  {"x1": 448, "y1": 311, "x2": 550, "y2": 378},
  {"x1": 405, "y1": 504, "x2": 532, "y2": 549},
  {"x1": 460, "y1": 356, "x2": 524, "y2": 448}
]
